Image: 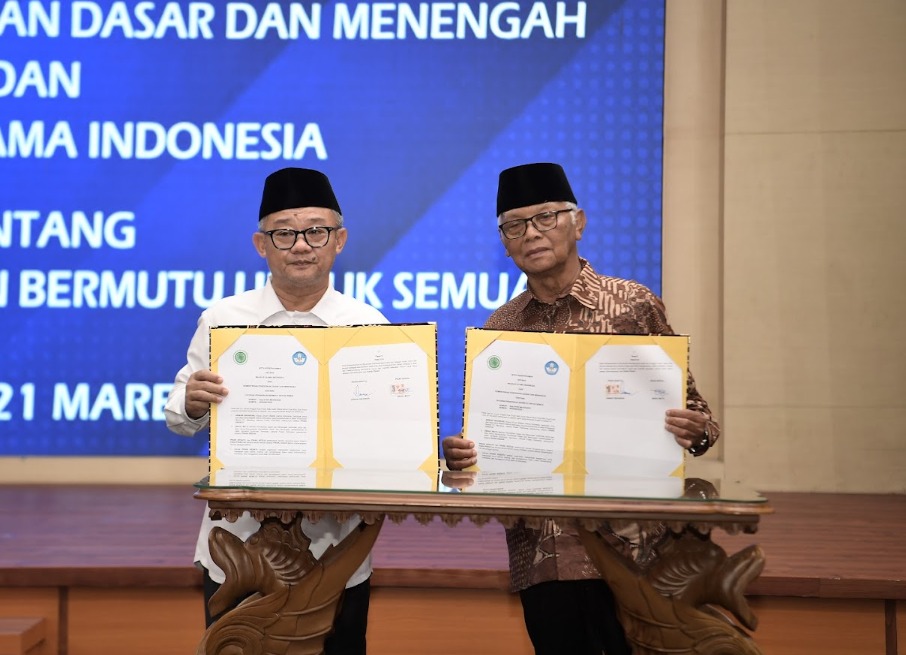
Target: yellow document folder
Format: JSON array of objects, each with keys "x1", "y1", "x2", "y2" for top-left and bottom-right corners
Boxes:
[
  {"x1": 209, "y1": 323, "x2": 439, "y2": 476},
  {"x1": 463, "y1": 329, "x2": 689, "y2": 479}
]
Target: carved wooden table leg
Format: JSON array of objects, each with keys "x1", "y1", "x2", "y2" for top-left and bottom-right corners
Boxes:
[
  {"x1": 198, "y1": 515, "x2": 384, "y2": 655},
  {"x1": 577, "y1": 526, "x2": 766, "y2": 655}
]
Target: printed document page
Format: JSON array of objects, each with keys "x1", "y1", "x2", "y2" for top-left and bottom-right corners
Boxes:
[
  {"x1": 465, "y1": 339, "x2": 569, "y2": 472},
  {"x1": 329, "y1": 342, "x2": 434, "y2": 469},
  {"x1": 585, "y1": 343, "x2": 684, "y2": 477},
  {"x1": 214, "y1": 333, "x2": 319, "y2": 468}
]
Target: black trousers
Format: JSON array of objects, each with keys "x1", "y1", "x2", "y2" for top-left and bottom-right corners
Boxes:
[
  {"x1": 203, "y1": 568, "x2": 370, "y2": 655},
  {"x1": 519, "y1": 580, "x2": 632, "y2": 655}
]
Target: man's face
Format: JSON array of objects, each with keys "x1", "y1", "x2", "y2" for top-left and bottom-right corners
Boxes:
[
  {"x1": 498, "y1": 202, "x2": 585, "y2": 276},
  {"x1": 253, "y1": 207, "x2": 347, "y2": 294}
]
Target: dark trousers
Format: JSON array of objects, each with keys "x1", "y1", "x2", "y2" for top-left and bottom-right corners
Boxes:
[
  {"x1": 519, "y1": 580, "x2": 632, "y2": 655},
  {"x1": 203, "y1": 568, "x2": 370, "y2": 655}
]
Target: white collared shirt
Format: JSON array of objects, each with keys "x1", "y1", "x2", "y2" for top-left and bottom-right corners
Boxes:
[{"x1": 165, "y1": 280, "x2": 388, "y2": 585}]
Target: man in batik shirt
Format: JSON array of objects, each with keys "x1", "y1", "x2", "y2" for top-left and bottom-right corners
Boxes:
[{"x1": 443, "y1": 162, "x2": 720, "y2": 655}]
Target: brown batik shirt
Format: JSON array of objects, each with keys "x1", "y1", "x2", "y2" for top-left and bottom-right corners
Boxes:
[{"x1": 483, "y1": 258, "x2": 720, "y2": 592}]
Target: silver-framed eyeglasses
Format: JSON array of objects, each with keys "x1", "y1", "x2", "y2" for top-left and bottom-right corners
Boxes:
[
  {"x1": 261, "y1": 226, "x2": 340, "y2": 249},
  {"x1": 498, "y1": 208, "x2": 574, "y2": 240}
]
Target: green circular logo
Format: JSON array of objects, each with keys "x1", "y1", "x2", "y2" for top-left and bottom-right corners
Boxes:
[
  {"x1": 487, "y1": 355, "x2": 501, "y2": 370},
  {"x1": 233, "y1": 351, "x2": 248, "y2": 365}
]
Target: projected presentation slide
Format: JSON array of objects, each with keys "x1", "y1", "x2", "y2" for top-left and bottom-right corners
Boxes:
[{"x1": 1, "y1": 0, "x2": 666, "y2": 456}]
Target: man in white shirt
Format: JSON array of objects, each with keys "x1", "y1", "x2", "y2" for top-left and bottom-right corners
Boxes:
[{"x1": 166, "y1": 167, "x2": 387, "y2": 654}]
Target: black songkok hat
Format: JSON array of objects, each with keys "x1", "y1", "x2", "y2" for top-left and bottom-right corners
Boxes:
[
  {"x1": 258, "y1": 167, "x2": 341, "y2": 220},
  {"x1": 496, "y1": 162, "x2": 577, "y2": 216}
]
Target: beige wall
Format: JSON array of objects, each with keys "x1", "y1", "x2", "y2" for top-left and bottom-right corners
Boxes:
[
  {"x1": 3, "y1": 0, "x2": 904, "y2": 493},
  {"x1": 719, "y1": 0, "x2": 906, "y2": 492}
]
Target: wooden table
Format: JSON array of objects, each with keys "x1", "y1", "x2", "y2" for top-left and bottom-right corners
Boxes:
[{"x1": 194, "y1": 467, "x2": 772, "y2": 655}]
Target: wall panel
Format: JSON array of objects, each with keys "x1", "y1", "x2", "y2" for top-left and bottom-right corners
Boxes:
[
  {"x1": 749, "y1": 597, "x2": 888, "y2": 655},
  {"x1": 67, "y1": 588, "x2": 203, "y2": 655},
  {"x1": 722, "y1": 0, "x2": 906, "y2": 491}
]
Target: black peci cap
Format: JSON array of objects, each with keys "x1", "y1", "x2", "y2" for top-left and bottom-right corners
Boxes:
[
  {"x1": 258, "y1": 167, "x2": 341, "y2": 220},
  {"x1": 496, "y1": 162, "x2": 577, "y2": 216}
]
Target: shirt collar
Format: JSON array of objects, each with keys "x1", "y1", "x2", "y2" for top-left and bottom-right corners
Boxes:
[
  {"x1": 257, "y1": 279, "x2": 340, "y2": 324},
  {"x1": 512, "y1": 257, "x2": 599, "y2": 312},
  {"x1": 570, "y1": 258, "x2": 602, "y2": 310},
  {"x1": 257, "y1": 279, "x2": 288, "y2": 320}
]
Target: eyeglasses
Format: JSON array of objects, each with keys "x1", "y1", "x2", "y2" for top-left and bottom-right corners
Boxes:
[
  {"x1": 498, "y1": 208, "x2": 574, "y2": 240},
  {"x1": 260, "y1": 226, "x2": 340, "y2": 249}
]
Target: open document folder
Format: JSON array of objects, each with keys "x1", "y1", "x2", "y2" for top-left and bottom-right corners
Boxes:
[
  {"x1": 463, "y1": 329, "x2": 690, "y2": 478},
  {"x1": 209, "y1": 323, "x2": 439, "y2": 474}
]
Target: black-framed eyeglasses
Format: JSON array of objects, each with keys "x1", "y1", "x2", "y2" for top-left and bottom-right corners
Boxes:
[
  {"x1": 498, "y1": 208, "x2": 574, "y2": 240},
  {"x1": 260, "y1": 226, "x2": 340, "y2": 249}
]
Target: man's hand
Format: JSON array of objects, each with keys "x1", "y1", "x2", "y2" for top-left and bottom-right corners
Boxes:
[
  {"x1": 665, "y1": 408, "x2": 709, "y2": 449},
  {"x1": 185, "y1": 370, "x2": 228, "y2": 419},
  {"x1": 441, "y1": 435, "x2": 477, "y2": 470}
]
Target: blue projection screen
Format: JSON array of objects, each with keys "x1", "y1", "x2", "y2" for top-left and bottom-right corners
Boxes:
[{"x1": 0, "y1": 0, "x2": 664, "y2": 456}]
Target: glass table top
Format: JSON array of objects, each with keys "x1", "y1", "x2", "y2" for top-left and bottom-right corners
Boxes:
[{"x1": 196, "y1": 459, "x2": 766, "y2": 506}]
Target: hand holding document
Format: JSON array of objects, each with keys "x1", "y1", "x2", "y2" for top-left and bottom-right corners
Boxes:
[
  {"x1": 463, "y1": 329, "x2": 689, "y2": 478},
  {"x1": 209, "y1": 324, "x2": 439, "y2": 476}
]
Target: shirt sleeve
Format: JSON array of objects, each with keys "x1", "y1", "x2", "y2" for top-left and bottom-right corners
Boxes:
[{"x1": 164, "y1": 312, "x2": 212, "y2": 437}]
